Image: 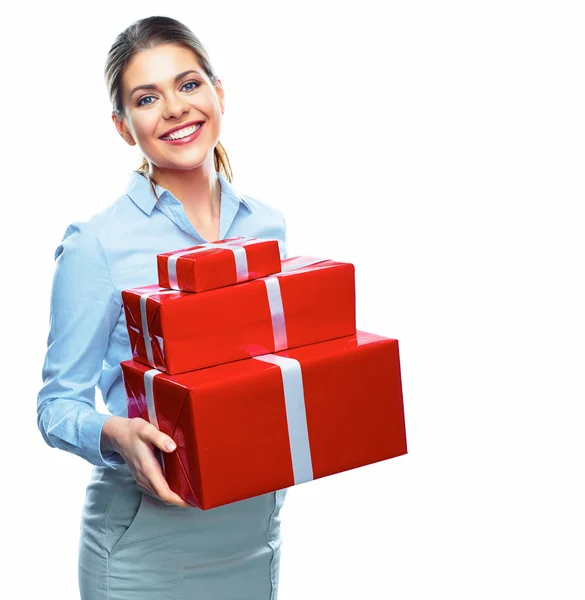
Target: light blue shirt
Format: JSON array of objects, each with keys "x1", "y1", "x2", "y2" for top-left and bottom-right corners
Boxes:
[{"x1": 37, "y1": 169, "x2": 288, "y2": 470}]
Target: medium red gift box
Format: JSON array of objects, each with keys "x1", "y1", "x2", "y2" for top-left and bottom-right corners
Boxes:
[
  {"x1": 122, "y1": 256, "x2": 356, "y2": 375},
  {"x1": 157, "y1": 236, "x2": 282, "y2": 293},
  {"x1": 120, "y1": 330, "x2": 407, "y2": 510}
]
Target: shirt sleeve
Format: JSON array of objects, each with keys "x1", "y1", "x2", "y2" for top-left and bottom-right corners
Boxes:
[{"x1": 36, "y1": 221, "x2": 127, "y2": 469}]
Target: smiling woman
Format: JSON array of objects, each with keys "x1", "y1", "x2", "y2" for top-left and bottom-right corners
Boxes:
[
  {"x1": 109, "y1": 43, "x2": 226, "y2": 188},
  {"x1": 106, "y1": 25, "x2": 232, "y2": 185},
  {"x1": 105, "y1": 34, "x2": 234, "y2": 242},
  {"x1": 37, "y1": 14, "x2": 288, "y2": 600}
]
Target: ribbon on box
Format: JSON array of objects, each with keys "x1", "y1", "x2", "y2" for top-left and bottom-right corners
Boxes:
[
  {"x1": 166, "y1": 237, "x2": 268, "y2": 289},
  {"x1": 259, "y1": 257, "x2": 327, "y2": 351},
  {"x1": 138, "y1": 257, "x2": 330, "y2": 368},
  {"x1": 280, "y1": 256, "x2": 327, "y2": 273},
  {"x1": 139, "y1": 289, "x2": 183, "y2": 367},
  {"x1": 253, "y1": 354, "x2": 314, "y2": 484},
  {"x1": 144, "y1": 368, "x2": 166, "y2": 477},
  {"x1": 141, "y1": 355, "x2": 314, "y2": 486}
]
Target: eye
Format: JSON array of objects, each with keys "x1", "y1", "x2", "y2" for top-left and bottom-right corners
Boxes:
[
  {"x1": 136, "y1": 95, "x2": 155, "y2": 107},
  {"x1": 182, "y1": 80, "x2": 200, "y2": 92},
  {"x1": 136, "y1": 81, "x2": 200, "y2": 107}
]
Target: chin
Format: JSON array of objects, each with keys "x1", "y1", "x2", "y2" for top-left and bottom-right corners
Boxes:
[{"x1": 152, "y1": 155, "x2": 213, "y2": 173}]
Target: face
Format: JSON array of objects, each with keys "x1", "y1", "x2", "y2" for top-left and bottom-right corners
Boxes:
[{"x1": 113, "y1": 43, "x2": 225, "y2": 173}]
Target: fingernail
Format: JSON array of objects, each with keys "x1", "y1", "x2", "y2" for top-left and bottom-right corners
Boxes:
[{"x1": 165, "y1": 441, "x2": 176, "y2": 451}]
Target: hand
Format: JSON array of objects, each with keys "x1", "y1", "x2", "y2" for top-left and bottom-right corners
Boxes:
[{"x1": 101, "y1": 416, "x2": 190, "y2": 508}]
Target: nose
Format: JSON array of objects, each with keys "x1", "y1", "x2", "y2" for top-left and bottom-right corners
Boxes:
[{"x1": 162, "y1": 92, "x2": 190, "y2": 120}]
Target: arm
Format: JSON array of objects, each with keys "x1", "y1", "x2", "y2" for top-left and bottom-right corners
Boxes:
[{"x1": 36, "y1": 221, "x2": 126, "y2": 469}]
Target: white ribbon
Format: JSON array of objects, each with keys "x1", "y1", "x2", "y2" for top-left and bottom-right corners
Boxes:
[
  {"x1": 139, "y1": 289, "x2": 182, "y2": 367},
  {"x1": 144, "y1": 369, "x2": 161, "y2": 428},
  {"x1": 259, "y1": 257, "x2": 327, "y2": 352},
  {"x1": 253, "y1": 354, "x2": 314, "y2": 485},
  {"x1": 144, "y1": 368, "x2": 166, "y2": 476},
  {"x1": 166, "y1": 237, "x2": 269, "y2": 290},
  {"x1": 280, "y1": 256, "x2": 327, "y2": 272},
  {"x1": 262, "y1": 278, "x2": 288, "y2": 351}
]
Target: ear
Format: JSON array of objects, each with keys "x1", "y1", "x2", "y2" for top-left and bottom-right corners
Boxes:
[
  {"x1": 111, "y1": 112, "x2": 136, "y2": 146},
  {"x1": 216, "y1": 79, "x2": 225, "y2": 115}
]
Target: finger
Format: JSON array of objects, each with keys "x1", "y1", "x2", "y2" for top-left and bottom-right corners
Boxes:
[
  {"x1": 164, "y1": 494, "x2": 191, "y2": 508},
  {"x1": 132, "y1": 448, "x2": 166, "y2": 498},
  {"x1": 142, "y1": 423, "x2": 177, "y2": 454},
  {"x1": 137, "y1": 448, "x2": 189, "y2": 507},
  {"x1": 154, "y1": 481, "x2": 190, "y2": 507},
  {"x1": 135, "y1": 440, "x2": 189, "y2": 507},
  {"x1": 149, "y1": 471, "x2": 190, "y2": 507},
  {"x1": 137, "y1": 482, "x2": 158, "y2": 499}
]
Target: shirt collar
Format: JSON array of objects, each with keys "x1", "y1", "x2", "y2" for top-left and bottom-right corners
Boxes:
[{"x1": 124, "y1": 169, "x2": 253, "y2": 216}]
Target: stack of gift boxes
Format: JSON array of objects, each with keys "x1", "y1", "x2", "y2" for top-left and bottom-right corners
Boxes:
[{"x1": 120, "y1": 236, "x2": 407, "y2": 510}]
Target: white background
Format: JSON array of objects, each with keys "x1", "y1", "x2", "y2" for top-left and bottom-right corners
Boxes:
[{"x1": 2, "y1": 1, "x2": 584, "y2": 598}]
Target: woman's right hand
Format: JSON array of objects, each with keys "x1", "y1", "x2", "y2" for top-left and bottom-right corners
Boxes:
[{"x1": 101, "y1": 416, "x2": 190, "y2": 508}]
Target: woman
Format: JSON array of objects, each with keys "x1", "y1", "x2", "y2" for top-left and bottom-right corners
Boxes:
[{"x1": 36, "y1": 15, "x2": 288, "y2": 600}]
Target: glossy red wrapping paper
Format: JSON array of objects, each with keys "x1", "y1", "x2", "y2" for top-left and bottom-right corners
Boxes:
[
  {"x1": 122, "y1": 257, "x2": 356, "y2": 375},
  {"x1": 157, "y1": 236, "x2": 282, "y2": 292},
  {"x1": 120, "y1": 330, "x2": 407, "y2": 510}
]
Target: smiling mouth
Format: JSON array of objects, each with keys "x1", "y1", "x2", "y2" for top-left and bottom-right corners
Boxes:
[{"x1": 160, "y1": 122, "x2": 203, "y2": 141}]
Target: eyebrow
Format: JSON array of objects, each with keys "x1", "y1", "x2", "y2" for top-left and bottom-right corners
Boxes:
[{"x1": 129, "y1": 70, "x2": 202, "y2": 99}]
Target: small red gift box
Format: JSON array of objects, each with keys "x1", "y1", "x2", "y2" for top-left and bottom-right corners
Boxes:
[
  {"x1": 120, "y1": 330, "x2": 407, "y2": 510},
  {"x1": 157, "y1": 236, "x2": 282, "y2": 293},
  {"x1": 122, "y1": 256, "x2": 356, "y2": 375}
]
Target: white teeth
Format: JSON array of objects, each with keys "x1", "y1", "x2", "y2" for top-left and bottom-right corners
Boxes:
[{"x1": 162, "y1": 123, "x2": 202, "y2": 140}]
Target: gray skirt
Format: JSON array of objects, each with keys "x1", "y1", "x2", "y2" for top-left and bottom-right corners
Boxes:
[{"x1": 78, "y1": 463, "x2": 287, "y2": 599}]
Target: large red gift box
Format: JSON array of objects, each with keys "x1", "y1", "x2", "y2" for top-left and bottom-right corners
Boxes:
[
  {"x1": 122, "y1": 257, "x2": 356, "y2": 375},
  {"x1": 120, "y1": 330, "x2": 407, "y2": 510},
  {"x1": 157, "y1": 236, "x2": 282, "y2": 293}
]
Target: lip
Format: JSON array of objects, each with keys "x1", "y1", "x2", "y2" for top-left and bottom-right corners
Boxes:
[
  {"x1": 159, "y1": 120, "x2": 204, "y2": 139},
  {"x1": 159, "y1": 122, "x2": 204, "y2": 146}
]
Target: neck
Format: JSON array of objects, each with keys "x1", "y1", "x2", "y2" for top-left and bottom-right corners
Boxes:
[{"x1": 149, "y1": 157, "x2": 220, "y2": 218}]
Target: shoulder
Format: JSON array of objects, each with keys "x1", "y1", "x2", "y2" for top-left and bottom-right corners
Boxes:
[
  {"x1": 55, "y1": 193, "x2": 137, "y2": 261},
  {"x1": 237, "y1": 192, "x2": 288, "y2": 258},
  {"x1": 241, "y1": 193, "x2": 286, "y2": 228}
]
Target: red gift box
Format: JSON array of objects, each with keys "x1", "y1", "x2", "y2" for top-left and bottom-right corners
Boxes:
[
  {"x1": 120, "y1": 330, "x2": 407, "y2": 510},
  {"x1": 157, "y1": 236, "x2": 282, "y2": 293},
  {"x1": 122, "y1": 256, "x2": 356, "y2": 375}
]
